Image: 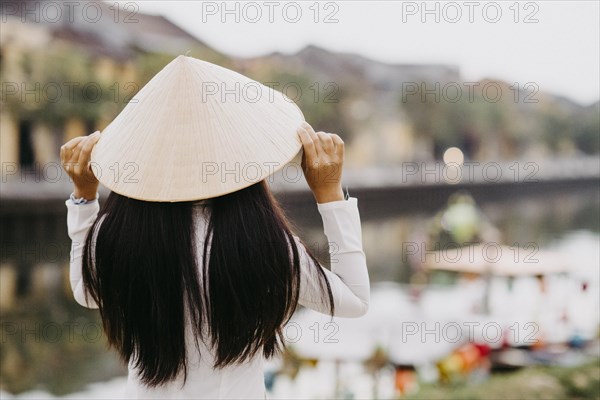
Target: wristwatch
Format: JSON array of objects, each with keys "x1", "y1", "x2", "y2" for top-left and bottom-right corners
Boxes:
[{"x1": 70, "y1": 192, "x2": 98, "y2": 205}]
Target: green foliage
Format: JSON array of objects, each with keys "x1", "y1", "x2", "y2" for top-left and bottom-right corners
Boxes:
[
  {"x1": 2, "y1": 48, "x2": 235, "y2": 130},
  {"x1": 134, "y1": 52, "x2": 180, "y2": 88},
  {"x1": 541, "y1": 105, "x2": 574, "y2": 152},
  {"x1": 399, "y1": 81, "x2": 599, "y2": 158},
  {"x1": 6, "y1": 48, "x2": 355, "y2": 142},
  {"x1": 4, "y1": 51, "x2": 112, "y2": 127},
  {"x1": 5, "y1": 47, "x2": 597, "y2": 158},
  {"x1": 406, "y1": 361, "x2": 600, "y2": 400},
  {"x1": 246, "y1": 68, "x2": 353, "y2": 141},
  {"x1": 572, "y1": 107, "x2": 600, "y2": 154},
  {"x1": 131, "y1": 54, "x2": 354, "y2": 140}
]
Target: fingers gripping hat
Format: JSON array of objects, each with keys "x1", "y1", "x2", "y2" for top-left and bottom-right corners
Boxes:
[{"x1": 91, "y1": 55, "x2": 305, "y2": 202}]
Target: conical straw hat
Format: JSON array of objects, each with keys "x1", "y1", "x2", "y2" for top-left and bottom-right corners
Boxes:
[{"x1": 91, "y1": 55, "x2": 305, "y2": 202}]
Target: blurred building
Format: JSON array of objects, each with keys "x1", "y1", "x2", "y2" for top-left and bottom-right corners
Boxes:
[{"x1": 0, "y1": 0, "x2": 210, "y2": 178}]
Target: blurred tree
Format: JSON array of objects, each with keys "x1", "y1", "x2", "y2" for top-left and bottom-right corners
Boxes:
[
  {"x1": 400, "y1": 82, "x2": 473, "y2": 159},
  {"x1": 4, "y1": 50, "x2": 112, "y2": 128},
  {"x1": 572, "y1": 105, "x2": 600, "y2": 154},
  {"x1": 246, "y1": 67, "x2": 353, "y2": 141},
  {"x1": 540, "y1": 105, "x2": 573, "y2": 153},
  {"x1": 398, "y1": 79, "x2": 599, "y2": 160}
]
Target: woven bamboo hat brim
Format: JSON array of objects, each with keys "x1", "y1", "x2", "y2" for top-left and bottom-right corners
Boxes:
[{"x1": 91, "y1": 55, "x2": 305, "y2": 202}]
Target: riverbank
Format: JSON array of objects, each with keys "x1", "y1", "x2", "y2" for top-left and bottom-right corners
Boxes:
[
  {"x1": 1, "y1": 361, "x2": 598, "y2": 399},
  {"x1": 406, "y1": 360, "x2": 600, "y2": 400}
]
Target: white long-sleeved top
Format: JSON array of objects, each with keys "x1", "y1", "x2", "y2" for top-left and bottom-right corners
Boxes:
[{"x1": 66, "y1": 196, "x2": 369, "y2": 399}]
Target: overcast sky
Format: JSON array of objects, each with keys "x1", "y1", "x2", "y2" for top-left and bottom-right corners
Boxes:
[{"x1": 119, "y1": 1, "x2": 600, "y2": 105}]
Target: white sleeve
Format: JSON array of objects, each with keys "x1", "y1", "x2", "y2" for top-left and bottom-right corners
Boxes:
[
  {"x1": 297, "y1": 197, "x2": 370, "y2": 318},
  {"x1": 66, "y1": 199, "x2": 100, "y2": 309}
]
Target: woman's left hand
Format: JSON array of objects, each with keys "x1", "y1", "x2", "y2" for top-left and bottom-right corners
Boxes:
[{"x1": 60, "y1": 131, "x2": 101, "y2": 200}]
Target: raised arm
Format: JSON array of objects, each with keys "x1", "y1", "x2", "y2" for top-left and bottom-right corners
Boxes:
[
  {"x1": 296, "y1": 197, "x2": 369, "y2": 317},
  {"x1": 295, "y1": 122, "x2": 370, "y2": 317},
  {"x1": 66, "y1": 198, "x2": 100, "y2": 309},
  {"x1": 60, "y1": 131, "x2": 102, "y2": 309}
]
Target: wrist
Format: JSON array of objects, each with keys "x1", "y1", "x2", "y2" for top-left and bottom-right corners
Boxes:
[
  {"x1": 314, "y1": 186, "x2": 344, "y2": 203},
  {"x1": 73, "y1": 186, "x2": 98, "y2": 201}
]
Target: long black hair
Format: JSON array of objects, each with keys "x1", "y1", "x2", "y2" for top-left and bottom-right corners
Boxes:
[{"x1": 82, "y1": 180, "x2": 334, "y2": 386}]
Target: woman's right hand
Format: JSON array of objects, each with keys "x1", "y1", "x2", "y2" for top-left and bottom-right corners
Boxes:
[
  {"x1": 60, "y1": 131, "x2": 101, "y2": 200},
  {"x1": 297, "y1": 122, "x2": 345, "y2": 203}
]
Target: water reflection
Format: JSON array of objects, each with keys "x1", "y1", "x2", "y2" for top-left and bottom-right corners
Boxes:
[
  {"x1": 0, "y1": 186, "x2": 598, "y2": 395},
  {"x1": 310, "y1": 186, "x2": 598, "y2": 283}
]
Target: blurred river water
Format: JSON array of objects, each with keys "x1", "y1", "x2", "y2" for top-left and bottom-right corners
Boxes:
[{"x1": 0, "y1": 183, "x2": 598, "y2": 396}]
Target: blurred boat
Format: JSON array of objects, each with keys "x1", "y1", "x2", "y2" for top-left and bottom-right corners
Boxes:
[{"x1": 421, "y1": 243, "x2": 568, "y2": 276}]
